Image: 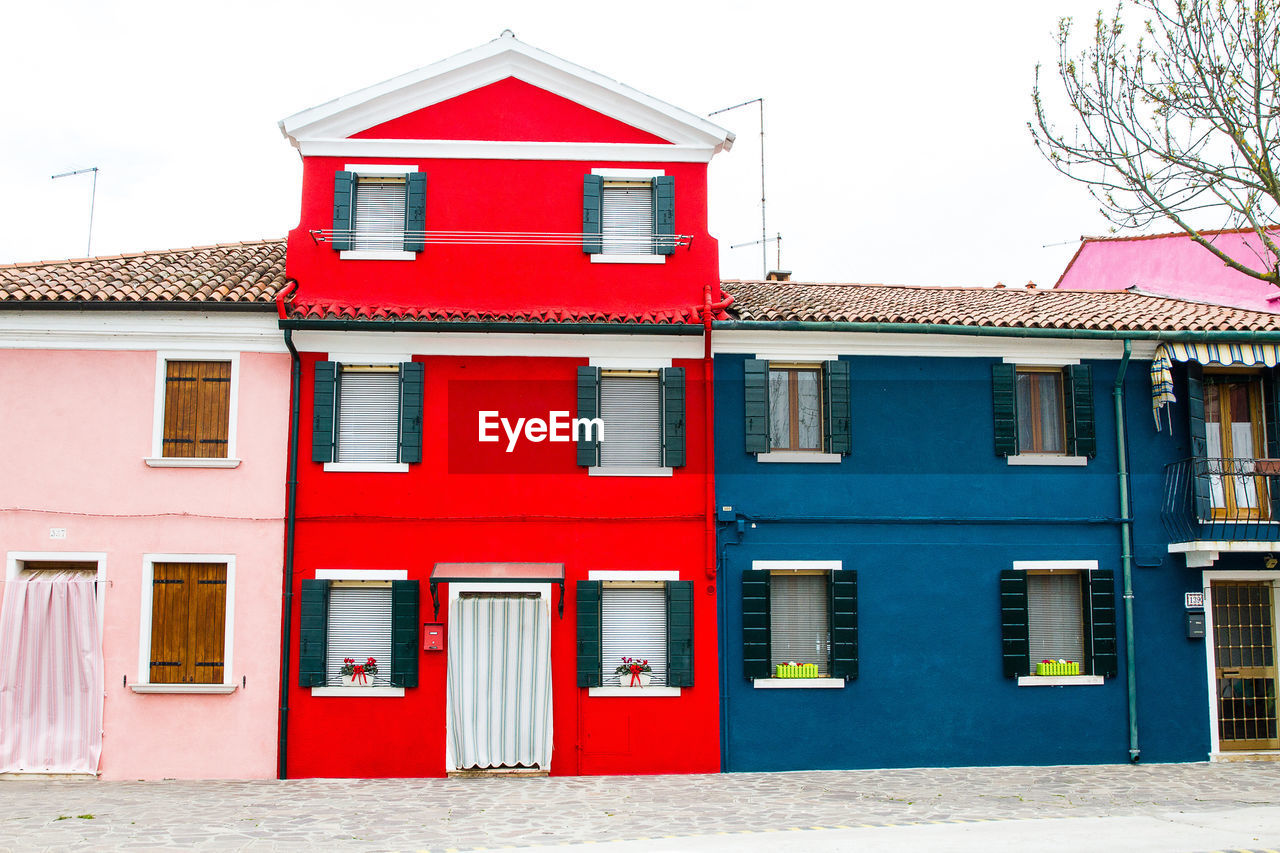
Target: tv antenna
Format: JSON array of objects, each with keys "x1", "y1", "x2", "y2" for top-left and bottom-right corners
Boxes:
[
  {"x1": 709, "y1": 97, "x2": 768, "y2": 279},
  {"x1": 51, "y1": 166, "x2": 99, "y2": 257},
  {"x1": 731, "y1": 232, "x2": 783, "y2": 273}
]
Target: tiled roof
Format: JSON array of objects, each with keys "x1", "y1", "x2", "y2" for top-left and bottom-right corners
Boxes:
[
  {"x1": 285, "y1": 301, "x2": 707, "y2": 325},
  {"x1": 0, "y1": 240, "x2": 286, "y2": 306},
  {"x1": 722, "y1": 281, "x2": 1280, "y2": 332}
]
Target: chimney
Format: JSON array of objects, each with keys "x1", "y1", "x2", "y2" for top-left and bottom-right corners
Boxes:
[{"x1": 765, "y1": 269, "x2": 792, "y2": 282}]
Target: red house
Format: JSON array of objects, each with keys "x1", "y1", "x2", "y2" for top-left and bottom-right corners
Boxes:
[{"x1": 276, "y1": 34, "x2": 733, "y2": 777}]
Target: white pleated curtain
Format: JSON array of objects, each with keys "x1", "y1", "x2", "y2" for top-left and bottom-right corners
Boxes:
[
  {"x1": 447, "y1": 594, "x2": 552, "y2": 770},
  {"x1": 0, "y1": 573, "x2": 103, "y2": 773}
]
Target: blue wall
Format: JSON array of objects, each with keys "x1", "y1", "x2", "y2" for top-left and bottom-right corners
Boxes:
[{"x1": 715, "y1": 351, "x2": 1213, "y2": 770}]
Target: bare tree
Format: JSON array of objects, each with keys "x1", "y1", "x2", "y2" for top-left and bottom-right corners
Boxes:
[{"x1": 1031, "y1": 0, "x2": 1280, "y2": 284}]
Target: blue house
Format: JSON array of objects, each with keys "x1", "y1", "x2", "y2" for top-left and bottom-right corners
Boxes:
[{"x1": 713, "y1": 280, "x2": 1280, "y2": 770}]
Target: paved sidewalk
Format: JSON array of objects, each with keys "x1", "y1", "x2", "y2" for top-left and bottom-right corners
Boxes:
[{"x1": 1, "y1": 762, "x2": 1279, "y2": 852}]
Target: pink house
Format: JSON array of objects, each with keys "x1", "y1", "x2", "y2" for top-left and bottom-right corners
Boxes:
[
  {"x1": 0, "y1": 241, "x2": 290, "y2": 780},
  {"x1": 1055, "y1": 228, "x2": 1280, "y2": 312}
]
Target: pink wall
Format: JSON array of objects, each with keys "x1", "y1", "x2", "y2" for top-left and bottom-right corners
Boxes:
[{"x1": 0, "y1": 347, "x2": 290, "y2": 780}]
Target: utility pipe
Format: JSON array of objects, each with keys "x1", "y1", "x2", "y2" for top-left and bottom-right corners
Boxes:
[
  {"x1": 276, "y1": 325, "x2": 302, "y2": 779},
  {"x1": 1114, "y1": 338, "x2": 1140, "y2": 762}
]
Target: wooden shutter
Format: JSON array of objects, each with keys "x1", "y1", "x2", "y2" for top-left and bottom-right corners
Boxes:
[
  {"x1": 352, "y1": 177, "x2": 408, "y2": 251},
  {"x1": 336, "y1": 370, "x2": 400, "y2": 463},
  {"x1": 601, "y1": 586, "x2": 668, "y2": 686},
  {"x1": 744, "y1": 359, "x2": 770, "y2": 454},
  {"x1": 298, "y1": 579, "x2": 330, "y2": 687},
  {"x1": 331, "y1": 171, "x2": 355, "y2": 251},
  {"x1": 999, "y1": 569, "x2": 1031, "y2": 677},
  {"x1": 652, "y1": 176, "x2": 675, "y2": 255},
  {"x1": 576, "y1": 580, "x2": 602, "y2": 687},
  {"x1": 829, "y1": 571, "x2": 858, "y2": 680},
  {"x1": 666, "y1": 580, "x2": 694, "y2": 687},
  {"x1": 742, "y1": 570, "x2": 772, "y2": 679},
  {"x1": 1066, "y1": 364, "x2": 1096, "y2": 457},
  {"x1": 582, "y1": 175, "x2": 603, "y2": 254},
  {"x1": 399, "y1": 361, "x2": 424, "y2": 464},
  {"x1": 191, "y1": 564, "x2": 227, "y2": 684},
  {"x1": 1027, "y1": 573, "x2": 1085, "y2": 664},
  {"x1": 600, "y1": 374, "x2": 663, "y2": 467},
  {"x1": 992, "y1": 363, "x2": 1018, "y2": 457},
  {"x1": 149, "y1": 563, "x2": 225, "y2": 685},
  {"x1": 576, "y1": 366, "x2": 601, "y2": 467},
  {"x1": 770, "y1": 574, "x2": 831, "y2": 676},
  {"x1": 312, "y1": 361, "x2": 338, "y2": 463},
  {"x1": 1186, "y1": 362, "x2": 1210, "y2": 518},
  {"x1": 327, "y1": 585, "x2": 393, "y2": 686},
  {"x1": 1087, "y1": 569, "x2": 1118, "y2": 677},
  {"x1": 1266, "y1": 369, "x2": 1280, "y2": 518},
  {"x1": 823, "y1": 360, "x2": 852, "y2": 455},
  {"x1": 162, "y1": 361, "x2": 231, "y2": 459},
  {"x1": 390, "y1": 580, "x2": 419, "y2": 688},
  {"x1": 404, "y1": 173, "x2": 426, "y2": 252},
  {"x1": 661, "y1": 367, "x2": 686, "y2": 468}
]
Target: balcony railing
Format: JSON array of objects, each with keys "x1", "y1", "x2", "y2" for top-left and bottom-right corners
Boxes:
[{"x1": 1162, "y1": 457, "x2": 1280, "y2": 543}]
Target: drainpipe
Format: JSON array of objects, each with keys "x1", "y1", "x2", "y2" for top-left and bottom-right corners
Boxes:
[
  {"x1": 276, "y1": 282, "x2": 301, "y2": 780},
  {"x1": 702, "y1": 284, "x2": 733, "y2": 771},
  {"x1": 1114, "y1": 338, "x2": 1140, "y2": 762}
]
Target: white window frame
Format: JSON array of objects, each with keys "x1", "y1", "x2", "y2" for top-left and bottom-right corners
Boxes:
[
  {"x1": 310, "y1": 568, "x2": 408, "y2": 698},
  {"x1": 1002, "y1": 357, "x2": 1090, "y2": 468},
  {"x1": 1201, "y1": 569, "x2": 1280, "y2": 758},
  {"x1": 6, "y1": 551, "x2": 108, "y2": 644},
  {"x1": 588, "y1": 570, "x2": 680, "y2": 697},
  {"x1": 750, "y1": 560, "x2": 846, "y2": 689},
  {"x1": 339, "y1": 164, "x2": 418, "y2": 261},
  {"x1": 589, "y1": 168, "x2": 666, "y2": 265},
  {"x1": 146, "y1": 352, "x2": 241, "y2": 468},
  {"x1": 133, "y1": 553, "x2": 237, "y2": 694},
  {"x1": 1012, "y1": 559, "x2": 1104, "y2": 687},
  {"x1": 323, "y1": 354, "x2": 411, "y2": 474}
]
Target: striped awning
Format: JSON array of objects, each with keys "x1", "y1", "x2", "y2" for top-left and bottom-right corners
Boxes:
[{"x1": 1151, "y1": 342, "x2": 1280, "y2": 429}]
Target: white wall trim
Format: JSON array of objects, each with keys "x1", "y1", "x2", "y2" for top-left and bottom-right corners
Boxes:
[
  {"x1": 756, "y1": 452, "x2": 842, "y2": 464},
  {"x1": 1011, "y1": 560, "x2": 1100, "y2": 572},
  {"x1": 588, "y1": 570, "x2": 680, "y2": 581},
  {"x1": 315, "y1": 569, "x2": 409, "y2": 581},
  {"x1": 149, "y1": 351, "x2": 241, "y2": 461},
  {"x1": 1200, "y1": 571, "x2": 1280, "y2": 756},
  {"x1": 136, "y1": 554, "x2": 236, "y2": 688},
  {"x1": 0, "y1": 312, "x2": 285, "y2": 353},
  {"x1": 130, "y1": 684, "x2": 237, "y2": 695},
  {"x1": 323, "y1": 462, "x2": 411, "y2": 474},
  {"x1": 339, "y1": 250, "x2": 417, "y2": 261},
  {"x1": 144, "y1": 458, "x2": 241, "y2": 468},
  {"x1": 589, "y1": 466, "x2": 673, "y2": 477},
  {"x1": 1002, "y1": 355, "x2": 1081, "y2": 366},
  {"x1": 344, "y1": 163, "x2": 419, "y2": 175},
  {"x1": 311, "y1": 686, "x2": 405, "y2": 698},
  {"x1": 755, "y1": 353, "x2": 837, "y2": 364},
  {"x1": 6, "y1": 551, "x2": 107, "y2": 640},
  {"x1": 327, "y1": 352, "x2": 412, "y2": 364},
  {"x1": 1017, "y1": 675, "x2": 1105, "y2": 687},
  {"x1": 589, "y1": 254, "x2": 665, "y2": 265},
  {"x1": 298, "y1": 140, "x2": 718, "y2": 162},
  {"x1": 714, "y1": 330, "x2": 1156, "y2": 361},
  {"x1": 589, "y1": 356, "x2": 671, "y2": 369},
  {"x1": 1006, "y1": 454, "x2": 1090, "y2": 467},
  {"x1": 752, "y1": 560, "x2": 843, "y2": 572},
  {"x1": 293, "y1": 331, "x2": 702, "y2": 361},
  {"x1": 753, "y1": 678, "x2": 845, "y2": 689},
  {"x1": 591, "y1": 168, "x2": 665, "y2": 179},
  {"x1": 588, "y1": 686, "x2": 681, "y2": 697}
]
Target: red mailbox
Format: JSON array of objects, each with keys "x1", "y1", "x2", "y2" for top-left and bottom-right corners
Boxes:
[{"x1": 423, "y1": 622, "x2": 444, "y2": 651}]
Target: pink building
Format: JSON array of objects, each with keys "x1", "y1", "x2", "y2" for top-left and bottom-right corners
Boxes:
[{"x1": 0, "y1": 241, "x2": 290, "y2": 780}]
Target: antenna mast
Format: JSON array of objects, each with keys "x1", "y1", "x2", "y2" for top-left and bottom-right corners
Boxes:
[
  {"x1": 710, "y1": 98, "x2": 767, "y2": 278},
  {"x1": 51, "y1": 166, "x2": 99, "y2": 257}
]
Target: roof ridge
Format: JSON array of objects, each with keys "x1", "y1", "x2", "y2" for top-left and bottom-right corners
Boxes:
[
  {"x1": 1080, "y1": 225, "x2": 1280, "y2": 244},
  {"x1": 0, "y1": 238, "x2": 286, "y2": 270}
]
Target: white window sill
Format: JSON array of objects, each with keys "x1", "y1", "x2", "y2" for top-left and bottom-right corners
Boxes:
[
  {"x1": 755, "y1": 451, "x2": 842, "y2": 464},
  {"x1": 589, "y1": 466, "x2": 674, "y2": 477},
  {"x1": 145, "y1": 457, "x2": 241, "y2": 469},
  {"x1": 589, "y1": 254, "x2": 666, "y2": 264},
  {"x1": 310, "y1": 686, "x2": 406, "y2": 698},
  {"x1": 588, "y1": 686, "x2": 681, "y2": 697},
  {"x1": 129, "y1": 684, "x2": 237, "y2": 694},
  {"x1": 339, "y1": 250, "x2": 416, "y2": 261},
  {"x1": 323, "y1": 462, "x2": 410, "y2": 473},
  {"x1": 1017, "y1": 675, "x2": 1104, "y2": 687},
  {"x1": 1006, "y1": 454, "x2": 1089, "y2": 467},
  {"x1": 753, "y1": 678, "x2": 845, "y2": 689}
]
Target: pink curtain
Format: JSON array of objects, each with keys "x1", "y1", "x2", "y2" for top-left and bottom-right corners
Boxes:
[{"x1": 0, "y1": 574, "x2": 103, "y2": 773}]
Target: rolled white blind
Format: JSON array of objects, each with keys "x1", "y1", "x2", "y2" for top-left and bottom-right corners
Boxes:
[
  {"x1": 1027, "y1": 573, "x2": 1085, "y2": 664},
  {"x1": 770, "y1": 574, "x2": 831, "y2": 676},
  {"x1": 599, "y1": 375, "x2": 662, "y2": 467},
  {"x1": 353, "y1": 179, "x2": 407, "y2": 250},
  {"x1": 601, "y1": 586, "x2": 667, "y2": 686},
  {"x1": 601, "y1": 184, "x2": 654, "y2": 255},
  {"x1": 326, "y1": 585, "x2": 393, "y2": 686},
  {"x1": 337, "y1": 370, "x2": 400, "y2": 463}
]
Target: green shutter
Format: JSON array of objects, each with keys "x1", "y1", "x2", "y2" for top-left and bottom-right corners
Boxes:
[
  {"x1": 576, "y1": 580, "x2": 602, "y2": 687},
  {"x1": 398, "y1": 361, "x2": 424, "y2": 464},
  {"x1": 830, "y1": 570, "x2": 859, "y2": 679},
  {"x1": 576, "y1": 366, "x2": 600, "y2": 467},
  {"x1": 665, "y1": 581, "x2": 694, "y2": 687},
  {"x1": 1087, "y1": 569, "x2": 1118, "y2": 678},
  {"x1": 298, "y1": 579, "x2": 330, "y2": 687},
  {"x1": 652, "y1": 176, "x2": 675, "y2": 255},
  {"x1": 312, "y1": 361, "x2": 338, "y2": 463},
  {"x1": 742, "y1": 570, "x2": 771, "y2": 678},
  {"x1": 661, "y1": 367, "x2": 686, "y2": 468},
  {"x1": 1186, "y1": 363, "x2": 1210, "y2": 518},
  {"x1": 992, "y1": 363, "x2": 1018, "y2": 457},
  {"x1": 1066, "y1": 364, "x2": 1096, "y2": 458},
  {"x1": 1267, "y1": 369, "x2": 1280, "y2": 518},
  {"x1": 999, "y1": 569, "x2": 1030, "y2": 677},
  {"x1": 390, "y1": 580, "x2": 419, "y2": 688},
  {"x1": 744, "y1": 359, "x2": 770, "y2": 455},
  {"x1": 331, "y1": 171, "x2": 355, "y2": 251},
  {"x1": 582, "y1": 175, "x2": 603, "y2": 254},
  {"x1": 823, "y1": 359, "x2": 852, "y2": 455},
  {"x1": 403, "y1": 173, "x2": 426, "y2": 252}
]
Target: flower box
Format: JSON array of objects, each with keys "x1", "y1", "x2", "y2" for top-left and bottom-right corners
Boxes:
[
  {"x1": 1035, "y1": 660, "x2": 1080, "y2": 676},
  {"x1": 341, "y1": 672, "x2": 373, "y2": 687},
  {"x1": 618, "y1": 672, "x2": 652, "y2": 687},
  {"x1": 775, "y1": 663, "x2": 819, "y2": 678}
]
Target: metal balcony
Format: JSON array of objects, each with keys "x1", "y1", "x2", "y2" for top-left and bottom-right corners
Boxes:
[{"x1": 1162, "y1": 457, "x2": 1280, "y2": 544}]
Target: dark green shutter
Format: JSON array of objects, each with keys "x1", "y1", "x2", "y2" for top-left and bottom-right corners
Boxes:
[
  {"x1": 576, "y1": 366, "x2": 601, "y2": 467},
  {"x1": 1066, "y1": 364, "x2": 1096, "y2": 458},
  {"x1": 298, "y1": 579, "x2": 330, "y2": 687},
  {"x1": 582, "y1": 175, "x2": 603, "y2": 254},
  {"x1": 398, "y1": 361, "x2": 424, "y2": 464},
  {"x1": 331, "y1": 172, "x2": 355, "y2": 251},
  {"x1": 661, "y1": 367, "x2": 686, "y2": 468},
  {"x1": 665, "y1": 580, "x2": 694, "y2": 687},
  {"x1": 576, "y1": 580, "x2": 602, "y2": 687},
  {"x1": 992, "y1": 363, "x2": 1018, "y2": 457},
  {"x1": 999, "y1": 569, "x2": 1030, "y2": 677},
  {"x1": 403, "y1": 173, "x2": 426, "y2": 252},
  {"x1": 652, "y1": 176, "x2": 675, "y2": 255},
  {"x1": 1267, "y1": 369, "x2": 1280, "y2": 518},
  {"x1": 823, "y1": 359, "x2": 852, "y2": 455},
  {"x1": 1186, "y1": 363, "x2": 1210, "y2": 518},
  {"x1": 312, "y1": 361, "x2": 338, "y2": 463},
  {"x1": 742, "y1": 570, "x2": 771, "y2": 678},
  {"x1": 1087, "y1": 569, "x2": 1118, "y2": 678},
  {"x1": 744, "y1": 359, "x2": 770, "y2": 454},
  {"x1": 390, "y1": 580, "x2": 419, "y2": 688},
  {"x1": 830, "y1": 571, "x2": 859, "y2": 680}
]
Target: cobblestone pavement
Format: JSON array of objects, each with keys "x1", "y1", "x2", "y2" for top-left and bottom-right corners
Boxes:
[{"x1": 1, "y1": 762, "x2": 1279, "y2": 852}]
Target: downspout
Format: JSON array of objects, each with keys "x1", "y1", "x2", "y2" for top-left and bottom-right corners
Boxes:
[
  {"x1": 702, "y1": 285, "x2": 732, "y2": 770},
  {"x1": 276, "y1": 281, "x2": 301, "y2": 780},
  {"x1": 1114, "y1": 338, "x2": 1140, "y2": 762}
]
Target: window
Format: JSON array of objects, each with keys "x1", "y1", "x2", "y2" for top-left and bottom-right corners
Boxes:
[
  {"x1": 1016, "y1": 368, "x2": 1065, "y2": 454},
  {"x1": 582, "y1": 172, "x2": 674, "y2": 262},
  {"x1": 1000, "y1": 562, "x2": 1117, "y2": 683},
  {"x1": 327, "y1": 583, "x2": 392, "y2": 686},
  {"x1": 743, "y1": 359, "x2": 850, "y2": 459},
  {"x1": 742, "y1": 563, "x2": 857, "y2": 686},
  {"x1": 992, "y1": 363, "x2": 1094, "y2": 462},
  {"x1": 298, "y1": 577, "x2": 419, "y2": 694},
  {"x1": 768, "y1": 365, "x2": 823, "y2": 451},
  {"x1": 145, "y1": 561, "x2": 228, "y2": 686},
  {"x1": 148, "y1": 355, "x2": 239, "y2": 468},
  {"x1": 770, "y1": 573, "x2": 831, "y2": 675},
  {"x1": 313, "y1": 361, "x2": 423, "y2": 471},
  {"x1": 575, "y1": 577, "x2": 693, "y2": 693},
  {"x1": 1205, "y1": 374, "x2": 1267, "y2": 519},
  {"x1": 602, "y1": 584, "x2": 668, "y2": 686},
  {"x1": 576, "y1": 366, "x2": 685, "y2": 474},
  {"x1": 331, "y1": 167, "x2": 426, "y2": 258}
]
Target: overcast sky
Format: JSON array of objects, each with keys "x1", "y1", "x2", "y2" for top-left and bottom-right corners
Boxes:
[{"x1": 3, "y1": 0, "x2": 1127, "y2": 287}]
